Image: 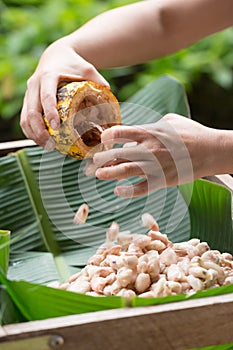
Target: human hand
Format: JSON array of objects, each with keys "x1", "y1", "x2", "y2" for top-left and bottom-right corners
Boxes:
[
  {"x1": 20, "y1": 38, "x2": 109, "y2": 148},
  {"x1": 93, "y1": 114, "x2": 219, "y2": 197}
]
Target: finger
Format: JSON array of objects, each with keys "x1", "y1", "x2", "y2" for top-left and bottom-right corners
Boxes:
[
  {"x1": 114, "y1": 179, "x2": 150, "y2": 198},
  {"x1": 21, "y1": 89, "x2": 50, "y2": 146},
  {"x1": 95, "y1": 162, "x2": 149, "y2": 181},
  {"x1": 83, "y1": 159, "x2": 99, "y2": 177},
  {"x1": 115, "y1": 172, "x2": 168, "y2": 197},
  {"x1": 101, "y1": 125, "x2": 148, "y2": 145},
  {"x1": 56, "y1": 52, "x2": 109, "y2": 87},
  {"x1": 25, "y1": 86, "x2": 52, "y2": 147},
  {"x1": 81, "y1": 68, "x2": 110, "y2": 87},
  {"x1": 93, "y1": 146, "x2": 153, "y2": 167},
  {"x1": 40, "y1": 69, "x2": 109, "y2": 130},
  {"x1": 73, "y1": 56, "x2": 110, "y2": 86},
  {"x1": 114, "y1": 176, "x2": 160, "y2": 198},
  {"x1": 56, "y1": 74, "x2": 89, "y2": 88},
  {"x1": 40, "y1": 72, "x2": 87, "y2": 129},
  {"x1": 98, "y1": 157, "x2": 128, "y2": 168},
  {"x1": 28, "y1": 113, "x2": 52, "y2": 147},
  {"x1": 20, "y1": 94, "x2": 34, "y2": 140},
  {"x1": 40, "y1": 75, "x2": 60, "y2": 130}
]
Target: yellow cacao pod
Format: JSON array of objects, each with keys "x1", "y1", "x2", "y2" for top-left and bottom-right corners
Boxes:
[{"x1": 45, "y1": 81, "x2": 121, "y2": 159}]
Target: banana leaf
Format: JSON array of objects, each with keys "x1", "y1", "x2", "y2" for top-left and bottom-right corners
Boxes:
[
  {"x1": 1, "y1": 268, "x2": 233, "y2": 322},
  {"x1": 0, "y1": 230, "x2": 24, "y2": 325},
  {"x1": 0, "y1": 75, "x2": 232, "y2": 325},
  {"x1": 0, "y1": 288, "x2": 24, "y2": 325},
  {"x1": 0, "y1": 271, "x2": 123, "y2": 321},
  {"x1": 190, "y1": 343, "x2": 233, "y2": 350},
  {"x1": 180, "y1": 180, "x2": 233, "y2": 253},
  {"x1": 0, "y1": 230, "x2": 10, "y2": 275}
]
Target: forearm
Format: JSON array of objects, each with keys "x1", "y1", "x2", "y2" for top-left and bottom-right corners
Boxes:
[
  {"x1": 182, "y1": 125, "x2": 233, "y2": 178},
  {"x1": 213, "y1": 129, "x2": 233, "y2": 175},
  {"x1": 62, "y1": 0, "x2": 233, "y2": 68}
]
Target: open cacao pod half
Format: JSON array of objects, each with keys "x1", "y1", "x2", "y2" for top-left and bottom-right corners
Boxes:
[{"x1": 45, "y1": 81, "x2": 121, "y2": 159}]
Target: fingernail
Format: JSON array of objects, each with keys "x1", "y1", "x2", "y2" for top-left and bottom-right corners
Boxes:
[
  {"x1": 95, "y1": 169, "x2": 101, "y2": 178},
  {"x1": 84, "y1": 160, "x2": 98, "y2": 177},
  {"x1": 100, "y1": 76, "x2": 110, "y2": 86},
  {"x1": 93, "y1": 154, "x2": 101, "y2": 166},
  {"x1": 50, "y1": 119, "x2": 59, "y2": 130},
  {"x1": 114, "y1": 187, "x2": 119, "y2": 196},
  {"x1": 114, "y1": 186, "x2": 134, "y2": 198}
]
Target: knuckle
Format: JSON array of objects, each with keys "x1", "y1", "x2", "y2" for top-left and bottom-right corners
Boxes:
[
  {"x1": 26, "y1": 76, "x2": 35, "y2": 89},
  {"x1": 124, "y1": 163, "x2": 133, "y2": 175},
  {"x1": 111, "y1": 127, "x2": 121, "y2": 141},
  {"x1": 27, "y1": 109, "x2": 39, "y2": 119},
  {"x1": 41, "y1": 91, "x2": 53, "y2": 103},
  {"x1": 40, "y1": 69, "x2": 54, "y2": 79},
  {"x1": 20, "y1": 119, "x2": 27, "y2": 130},
  {"x1": 40, "y1": 70, "x2": 58, "y2": 86},
  {"x1": 163, "y1": 113, "x2": 175, "y2": 122}
]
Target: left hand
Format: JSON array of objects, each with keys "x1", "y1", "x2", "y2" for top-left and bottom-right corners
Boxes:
[{"x1": 93, "y1": 114, "x2": 218, "y2": 197}]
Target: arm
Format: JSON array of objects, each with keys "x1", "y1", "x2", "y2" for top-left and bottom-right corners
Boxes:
[
  {"x1": 93, "y1": 115, "x2": 233, "y2": 197},
  {"x1": 69, "y1": 0, "x2": 233, "y2": 68},
  {"x1": 20, "y1": 0, "x2": 233, "y2": 146},
  {"x1": 216, "y1": 128, "x2": 233, "y2": 174}
]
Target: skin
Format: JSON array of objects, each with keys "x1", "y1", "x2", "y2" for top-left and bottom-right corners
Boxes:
[
  {"x1": 94, "y1": 115, "x2": 233, "y2": 197},
  {"x1": 20, "y1": 0, "x2": 233, "y2": 196}
]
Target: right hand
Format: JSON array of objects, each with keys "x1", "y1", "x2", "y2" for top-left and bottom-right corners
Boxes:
[
  {"x1": 93, "y1": 114, "x2": 220, "y2": 197},
  {"x1": 20, "y1": 38, "x2": 109, "y2": 148}
]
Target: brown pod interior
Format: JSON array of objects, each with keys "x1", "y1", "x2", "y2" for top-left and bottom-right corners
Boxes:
[{"x1": 73, "y1": 94, "x2": 118, "y2": 149}]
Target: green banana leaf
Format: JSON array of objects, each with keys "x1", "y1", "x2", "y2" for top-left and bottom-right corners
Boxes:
[
  {"x1": 190, "y1": 343, "x2": 233, "y2": 350},
  {"x1": 0, "y1": 75, "x2": 232, "y2": 325},
  {"x1": 180, "y1": 180, "x2": 233, "y2": 253},
  {"x1": 0, "y1": 231, "x2": 25, "y2": 325},
  {"x1": 0, "y1": 230, "x2": 10, "y2": 275},
  {"x1": 0, "y1": 271, "x2": 123, "y2": 321},
  {"x1": 1, "y1": 268, "x2": 233, "y2": 322}
]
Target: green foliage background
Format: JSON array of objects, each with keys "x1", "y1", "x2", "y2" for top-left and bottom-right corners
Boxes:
[{"x1": 0, "y1": 0, "x2": 233, "y2": 139}]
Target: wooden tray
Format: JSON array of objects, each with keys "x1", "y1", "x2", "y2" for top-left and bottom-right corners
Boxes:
[{"x1": 1, "y1": 293, "x2": 233, "y2": 350}]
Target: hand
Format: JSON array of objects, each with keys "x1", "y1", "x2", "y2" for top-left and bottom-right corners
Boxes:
[
  {"x1": 20, "y1": 38, "x2": 109, "y2": 148},
  {"x1": 93, "y1": 114, "x2": 219, "y2": 197}
]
